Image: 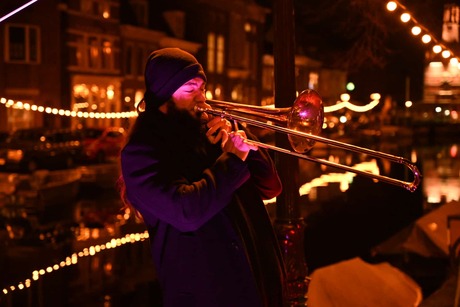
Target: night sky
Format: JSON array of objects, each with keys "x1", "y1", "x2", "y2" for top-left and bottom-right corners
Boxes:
[{"x1": 257, "y1": 0, "x2": 453, "y2": 105}]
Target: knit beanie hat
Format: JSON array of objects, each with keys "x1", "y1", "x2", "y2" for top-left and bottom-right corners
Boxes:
[{"x1": 143, "y1": 48, "x2": 207, "y2": 108}]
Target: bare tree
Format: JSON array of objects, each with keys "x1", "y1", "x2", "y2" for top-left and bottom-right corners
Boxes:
[
  {"x1": 284, "y1": 0, "x2": 443, "y2": 72},
  {"x1": 293, "y1": 0, "x2": 395, "y2": 72}
]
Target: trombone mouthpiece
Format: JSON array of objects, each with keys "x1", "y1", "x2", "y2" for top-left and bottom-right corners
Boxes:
[{"x1": 194, "y1": 106, "x2": 206, "y2": 112}]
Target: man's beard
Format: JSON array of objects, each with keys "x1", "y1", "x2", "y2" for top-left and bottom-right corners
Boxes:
[
  {"x1": 164, "y1": 101, "x2": 208, "y2": 136},
  {"x1": 163, "y1": 101, "x2": 223, "y2": 159}
]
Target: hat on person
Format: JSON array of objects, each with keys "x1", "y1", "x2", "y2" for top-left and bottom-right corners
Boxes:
[{"x1": 143, "y1": 48, "x2": 207, "y2": 108}]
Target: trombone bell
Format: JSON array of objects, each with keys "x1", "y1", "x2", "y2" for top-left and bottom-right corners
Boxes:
[{"x1": 288, "y1": 89, "x2": 324, "y2": 153}]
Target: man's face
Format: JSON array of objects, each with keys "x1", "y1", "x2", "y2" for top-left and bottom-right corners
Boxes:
[{"x1": 170, "y1": 77, "x2": 206, "y2": 117}]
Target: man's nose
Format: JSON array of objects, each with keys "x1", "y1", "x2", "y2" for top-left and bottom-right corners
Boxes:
[{"x1": 195, "y1": 90, "x2": 206, "y2": 101}]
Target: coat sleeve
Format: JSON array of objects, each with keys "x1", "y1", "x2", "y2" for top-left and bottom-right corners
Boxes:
[
  {"x1": 121, "y1": 142, "x2": 250, "y2": 232},
  {"x1": 245, "y1": 147, "x2": 283, "y2": 200},
  {"x1": 243, "y1": 127, "x2": 282, "y2": 200}
]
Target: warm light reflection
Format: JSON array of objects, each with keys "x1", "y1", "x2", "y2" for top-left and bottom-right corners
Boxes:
[
  {"x1": 1, "y1": 231, "x2": 149, "y2": 298},
  {"x1": 421, "y1": 144, "x2": 460, "y2": 204},
  {"x1": 301, "y1": 161, "x2": 380, "y2": 200},
  {"x1": 264, "y1": 160, "x2": 381, "y2": 205}
]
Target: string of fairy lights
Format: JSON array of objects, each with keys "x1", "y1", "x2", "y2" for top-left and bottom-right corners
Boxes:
[
  {"x1": 0, "y1": 231, "x2": 150, "y2": 299},
  {"x1": 0, "y1": 95, "x2": 381, "y2": 118},
  {"x1": 386, "y1": 0, "x2": 458, "y2": 61},
  {"x1": 0, "y1": 0, "x2": 450, "y2": 301},
  {"x1": 0, "y1": 1, "x2": 456, "y2": 120},
  {"x1": 0, "y1": 97, "x2": 137, "y2": 119}
]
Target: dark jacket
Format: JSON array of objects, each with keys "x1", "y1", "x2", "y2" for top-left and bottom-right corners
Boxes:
[{"x1": 121, "y1": 109, "x2": 287, "y2": 307}]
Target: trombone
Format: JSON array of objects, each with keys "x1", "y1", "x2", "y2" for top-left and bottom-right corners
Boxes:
[{"x1": 197, "y1": 89, "x2": 422, "y2": 192}]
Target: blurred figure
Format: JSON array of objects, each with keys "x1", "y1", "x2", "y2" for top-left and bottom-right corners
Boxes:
[{"x1": 118, "y1": 48, "x2": 286, "y2": 306}]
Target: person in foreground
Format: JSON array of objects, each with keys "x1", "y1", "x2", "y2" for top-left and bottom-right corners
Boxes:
[{"x1": 119, "y1": 47, "x2": 287, "y2": 307}]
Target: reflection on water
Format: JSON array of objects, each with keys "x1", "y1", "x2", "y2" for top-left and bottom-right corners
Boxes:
[
  {"x1": 300, "y1": 139, "x2": 459, "y2": 298},
  {"x1": 420, "y1": 144, "x2": 459, "y2": 205},
  {"x1": 0, "y1": 140, "x2": 458, "y2": 305},
  {"x1": 299, "y1": 141, "x2": 459, "y2": 209},
  {"x1": 0, "y1": 167, "x2": 160, "y2": 307}
]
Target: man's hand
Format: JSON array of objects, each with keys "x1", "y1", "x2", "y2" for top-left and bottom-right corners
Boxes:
[
  {"x1": 206, "y1": 117, "x2": 232, "y2": 145},
  {"x1": 222, "y1": 130, "x2": 258, "y2": 161}
]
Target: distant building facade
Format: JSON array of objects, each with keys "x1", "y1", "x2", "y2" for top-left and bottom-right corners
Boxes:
[
  {"x1": 424, "y1": 3, "x2": 460, "y2": 105},
  {"x1": 0, "y1": 0, "x2": 346, "y2": 132}
]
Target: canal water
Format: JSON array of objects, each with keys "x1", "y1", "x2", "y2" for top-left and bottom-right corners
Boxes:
[
  {"x1": 298, "y1": 136, "x2": 459, "y2": 298},
  {"x1": 0, "y1": 136, "x2": 458, "y2": 306}
]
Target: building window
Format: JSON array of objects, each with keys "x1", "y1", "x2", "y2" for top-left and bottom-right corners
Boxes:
[
  {"x1": 88, "y1": 37, "x2": 99, "y2": 68},
  {"x1": 5, "y1": 24, "x2": 40, "y2": 64},
  {"x1": 207, "y1": 32, "x2": 225, "y2": 74},
  {"x1": 67, "y1": 30, "x2": 119, "y2": 71},
  {"x1": 80, "y1": 0, "x2": 117, "y2": 19},
  {"x1": 217, "y1": 35, "x2": 225, "y2": 74},
  {"x1": 125, "y1": 45, "x2": 133, "y2": 75},
  {"x1": 6, "y1": 102, "x2": 34, "y2": 131},
  {"x1": 207, "y1": 33, "x2": 215, "y2": 73},
  {"x1": 137, "y1": 47, "x2": 144, "y2": 77},
  {"x1": 72, "y1": 80, "x2": 121, "y2": 128},
  {"x1": 68, "y1": 34, "x2": 84, "y2": 67},
  {"x1": 131, "y1": 0, "x2": 148, "y2": 27},
  {"x1": 308, "y1": 72, "x2": 319, "y2": 90},
  {"x1": 101, "y1": 40, "x2": 113, "y2": 69}
]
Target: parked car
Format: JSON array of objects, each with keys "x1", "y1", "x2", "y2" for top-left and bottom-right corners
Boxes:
[
  {"x1": 0, "y1": 128, "x2": 83, "y2": 173},
  {"x1": 78, "y1": 127, "x2": 126, "y2": 163}
]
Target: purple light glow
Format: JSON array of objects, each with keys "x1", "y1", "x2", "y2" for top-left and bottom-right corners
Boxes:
[{"x1": 0, "y1": 0, "x2": 38, "y2": 23}]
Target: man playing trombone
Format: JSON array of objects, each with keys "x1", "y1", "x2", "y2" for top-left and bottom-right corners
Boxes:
[{"x1": 118, "y1": 48, "x2": 287, "y2": 307}]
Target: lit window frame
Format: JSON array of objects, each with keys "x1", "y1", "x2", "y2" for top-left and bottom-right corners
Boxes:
[{"x1": 67, "y1": 30, "x2": 119, "y2": 71}]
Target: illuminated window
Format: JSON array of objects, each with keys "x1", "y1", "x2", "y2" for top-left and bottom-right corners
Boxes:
[
  {"x1": 208, "y1": 33, "x2": 225, "y2": 74},
  {"x1": 207, "y1": 33, "x2": 215, "y2": 73},
  {"x1": 101, "y1": 40, "x2": 112, "y2": 69},
  {"x1": 68, "y1": 31, "x2": 119, "y2": 71},
  {"x1": 88, "y1": 37, "x2": 99, "y2": 68},
  {"x1": 6, "y1": 100, "x2": 34, "y2": 131},
  {"x1": 308, "y1": 72, "x2": 319, "y2": 90},
  {"x1": 217, "y1": 35, "x2": 225, "y2": 74},
  {"x1": 5, "y1": 24, "x2": 40, "y2": 63},
  {"x1": 68, "y1": 34, "x2": 84, "y2": 67},
  {"x1": 80, "y1": 0, "x2": 115, "y2": 19}
]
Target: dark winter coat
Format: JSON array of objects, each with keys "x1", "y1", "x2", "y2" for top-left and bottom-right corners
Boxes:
[{"x1": 121, "y1": 108, "x2": 287, "y2": 307}]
